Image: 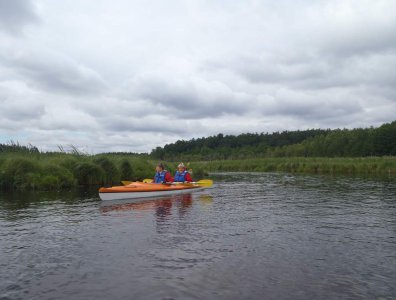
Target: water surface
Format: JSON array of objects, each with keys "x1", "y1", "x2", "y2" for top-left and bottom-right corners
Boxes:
[{"x1": 1, "y1": 173, "x2": 395, "y2": 299}]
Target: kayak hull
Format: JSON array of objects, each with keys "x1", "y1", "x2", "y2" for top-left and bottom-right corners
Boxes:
[{"x1": 99, "y1": 182, "x2": 206, "y2": 201}]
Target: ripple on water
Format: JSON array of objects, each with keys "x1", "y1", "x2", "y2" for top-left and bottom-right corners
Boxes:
[{"x1": 1, "y1": 173, "x2": 396, "y2": 299}]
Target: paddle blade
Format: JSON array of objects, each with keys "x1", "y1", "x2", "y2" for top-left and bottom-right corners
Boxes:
[
  {"x1": 143, "y1": 178, "x2": 153, "y2": 183},
  {"x1": 196, "y1": 179, "x2": 213, "y2": 187},
  {"x1": 121, "y1": 180, "x2": 132, "y2": 186}
]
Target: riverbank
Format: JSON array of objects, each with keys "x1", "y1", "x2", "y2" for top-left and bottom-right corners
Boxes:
[
  {"x1": 0, "y1": 152, "x2": 155, "y2": 191},
  {"x1": 195, "y1": 157, "x2": 396, "y2": 176},
  {"x1": 0, "y1": 153, "x2": 395, "y2": 191}
]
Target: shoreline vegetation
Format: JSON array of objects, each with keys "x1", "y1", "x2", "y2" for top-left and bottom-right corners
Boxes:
[
  {"x1": 198, "y1": 157, "x2": 396, "y2": 176},
  {"x1": 0, "y1": 151, "x2": 394, "y2": 191},
  {"x1": 1, "y1": 120, "x2": 395, "y2": 191}
]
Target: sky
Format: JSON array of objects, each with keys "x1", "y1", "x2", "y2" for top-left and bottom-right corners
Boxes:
[{"x1": 0, "y1": 0, "x2": 395, "y2": 153}]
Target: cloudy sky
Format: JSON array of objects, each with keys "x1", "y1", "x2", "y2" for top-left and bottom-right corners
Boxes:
[{"x1": 0, "y1": 0, "x2": 395, "y2": 153}]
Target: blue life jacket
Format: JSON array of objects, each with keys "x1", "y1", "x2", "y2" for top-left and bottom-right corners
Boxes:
[
  {"x1": 174, "y1": 170, "x2": 188, "y2": 182},
  {"x1": 154, "y1": 170, "x2": 167, "y2": 183}
]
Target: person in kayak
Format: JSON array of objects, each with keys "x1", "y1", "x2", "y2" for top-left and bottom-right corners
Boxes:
[
  {"x1": 173, "y1": 162, "x2": 193, "y2": 183},
  {"x1": 154, "y1": 163, "x2": 174, "y2": 183}
]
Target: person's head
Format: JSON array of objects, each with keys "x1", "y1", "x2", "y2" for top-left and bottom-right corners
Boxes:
[
  {"x1": 177, "y1": 162, "x2": 185, "y2": 172},
  {"x1": 156, "y1": 162, "x2": 164, "y2": 172}
]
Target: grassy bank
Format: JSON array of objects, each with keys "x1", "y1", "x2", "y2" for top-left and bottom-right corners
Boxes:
[
  {"x1": 0, "y1": 152, "x2": 157, "y2": 191},
  {"x1": 195, "y1": 157, "x2": 396, "y2": 176},
  {"x1": 0, "y1": 152, "x2": 395, "y2": 191}
]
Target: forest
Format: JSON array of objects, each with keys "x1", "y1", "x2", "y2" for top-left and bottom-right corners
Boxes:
[{"x1": 150, "y1": 121, "x2": 396, "y2": 160}]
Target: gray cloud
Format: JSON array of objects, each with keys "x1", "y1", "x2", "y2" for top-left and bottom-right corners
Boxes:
[
  {"x1": 262, "y1": 88, "x2": 364, "y2": 120},
  {"x1": 0, "y1": 0, "x2": 395, "y2": 153},
  {"x1": 0, "y1": 81, "x2": 45, "y2": 124},
  {"x1": 1, "y1": 48, "x2": 107, "y2": 95},
  {"x1": 128, "y1": 74, "x2": 251, "y2": 119},
  {"x1": 0, "y1": 0, "x2": 38, "y2": 34},
  {"x1": 213, "y1": 47, "x2": 396, "y2": 92},
  {"x1": 102, "y1": 116, "x2": 185, "y2": 134}
]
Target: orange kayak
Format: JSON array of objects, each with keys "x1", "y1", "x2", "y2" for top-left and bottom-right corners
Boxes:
[{"x1": 99, "y1": 182, "x2": 205, "y2": 201}]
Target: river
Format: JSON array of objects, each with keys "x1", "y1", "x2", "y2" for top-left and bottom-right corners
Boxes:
[{"x1": 0, "y1": 173, "x2": 395, "y2": 300}]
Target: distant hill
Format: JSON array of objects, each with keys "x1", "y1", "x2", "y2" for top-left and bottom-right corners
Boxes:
[{"x1": 150, "y1": 121, "x2": 396, "y2": 160}]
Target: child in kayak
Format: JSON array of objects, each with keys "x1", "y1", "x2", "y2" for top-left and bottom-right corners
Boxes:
[
  {"x1": 174, "y1": 162, "x2": 193, "y2": 183},
  {"x1": 154, "y1": 163, "x2": 174, "y2": 183}
]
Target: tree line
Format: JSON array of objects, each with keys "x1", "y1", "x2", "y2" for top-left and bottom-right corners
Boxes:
[
  {"x1": 150, "y1": 121, "x2": 396, "y2": 160},
  {"x1": 0, "y1": 140, "x2": 39, "y2": 153},
  {"x1": 2, "y1": 121, "x2": 395, "y2": 161}
]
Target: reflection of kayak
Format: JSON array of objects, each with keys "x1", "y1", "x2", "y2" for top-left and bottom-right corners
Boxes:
[
  {"x1": 100, "y1": 193, "x2": 196, "y2": 213},
  {"x1": 99, "y1": 182, "x2": 207, "y2": 201},
  {"x1": 100, "y1": 198, "x2": 157, "y2": 212}
]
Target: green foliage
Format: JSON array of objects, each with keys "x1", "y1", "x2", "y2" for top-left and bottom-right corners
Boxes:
[
  {"x1": 373, "y1": 122, "x2": 396, "y2": 155},
  {"x1": 57, "y1": 156, "x2": 80, "y2": 173},
  {"x1": 1, "y1": 120, "x2": 395, "y2": 191},
  {"x1": 151, "y1": 130, "x2": 331, "y2": 160},
  {"x1": 191, "y1": 167, "x2": 207, "y2": 180},
  {"x1": 73, "y1": 162, "x2": 104, "y2": 185},
  {"x1": 119, "y1": 159, "x2": 134, "y2": 180},
  {"x1": 0, "y1": 141, "x2": 39, "y2": 153},
  {"x1": 40, "y1": 175, "x2": 60, "y2": 190},
  {"x1": 0, "y1": 157, "x2": 76, "y2": 190},
  {"x1": 132, "y1": 160, "x2": 154, "y2": 181},
  {"x1": 0, "y1": 151, "x2": 162, "y2": 190},
  {"x1": 150, "y1": 121, "x2": 396, "y2": 160},
  {"x1": 93, "y1": 156, "x2": 120, "y2": 184},
  {"x1": 42, "y1": 164, "x2": 75, "y2": 189},
  {"x1": 0, "y1": 157, "x2": 40, "y2": 189},
  {"x1": 195, "y1": 157, "x2": 396, "y2": 176}
]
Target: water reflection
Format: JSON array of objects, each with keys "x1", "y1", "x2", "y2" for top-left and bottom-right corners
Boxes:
[
  {"x1": 100, "y1": 193, "x2": 213, "y2": 221},
  {"x1": 1, "y1": 173, "x2": 395, "y2": 300},
  {"x1": 198, "y1": 194, "x2": 214, "y2": 206},
  {"x1": 155, "y1": 198, "x2": 173, "y2": 220}
]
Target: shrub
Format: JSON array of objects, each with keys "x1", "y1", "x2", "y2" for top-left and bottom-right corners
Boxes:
[
  {"x1": 133, "y1": 160, "x2": 153, "y2": 180},
  {"x1": 74, "y1": 162, "x2": 104, "y2": 185},
  {"x1": 42, "y1": 164, "x2": 76, "y2": 188},
  {"x1": 119, "y1": 159, "x2": 134, "y2": 180},
  {"x1": 57, "y1": 156, "x2": 79, "y2": 173},
  {"x1": 40, "y1": 175, "x2": 60, "y2": 190},
  {"x1": 0, "y1": 157, "x2": 40, "y2": 189},
  {"x1": 22, "y1": 172, "x2": 42, "y2": 190},
  {"x1": 93, "y1": 156, "x2": 120, "y2": 184}
]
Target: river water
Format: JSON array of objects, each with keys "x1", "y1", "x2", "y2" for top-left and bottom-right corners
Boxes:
[{"x1": 0, "y1": 173, "x2": 395, "y2": 300}]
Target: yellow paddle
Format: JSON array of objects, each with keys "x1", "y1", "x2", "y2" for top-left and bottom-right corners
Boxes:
[
  {"x1": 193, "y1": 179, "x2": 213, "y2": 187},
  {"x1": 121, "y1": 179, "x2": 153, "y2": 185},
  {"x1": 177, "y1": 179, "x2": 213, "y2": 187},
  {"x1": 121, "y1": 180, "x2": 132, "y2": 185},
  {"x1": 123, "y1": 179, "x2": 213, "y2": 187}
]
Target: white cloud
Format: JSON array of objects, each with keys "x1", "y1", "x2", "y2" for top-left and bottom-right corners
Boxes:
[{"x1": 0, "y1": 80, "x2": 45, "y2": 124}]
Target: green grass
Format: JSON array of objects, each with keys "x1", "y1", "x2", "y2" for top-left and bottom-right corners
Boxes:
[
  {"x1": 194, "y1": 157, "x2": 396, "y2": 176},
  {"x1": 0, "y1": 152, "x2": 394, "y2": 191},
  {"x1": 0, "y1": 152, "x2": 158, "y2": 191}
]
